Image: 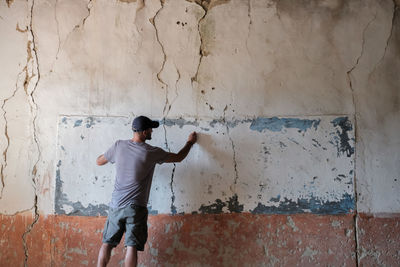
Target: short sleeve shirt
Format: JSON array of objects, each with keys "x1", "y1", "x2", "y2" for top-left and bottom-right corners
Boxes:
[{"x1": 104, "y1": 140, "x2": 169, "y2": 208}]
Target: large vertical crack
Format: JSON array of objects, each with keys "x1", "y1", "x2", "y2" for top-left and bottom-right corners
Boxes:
[
  {"x1": 152, "y1": 1, "x2": 177, "y2": 214},
  {"x1": 22, "y1": 0, "x2": 41, "y2": 265},
  {"x1": 0, "y1": 71, "x2": 23, "y2": 199},
  {"x1": 151, "y1": 0, "x2": 169, "y2": 116},
  {"x1": 190, "y1": 2, "x2": 207, "y2": 87},
  {"x1": 222, "y1": 106, "x2": 239, "y2": 194},
  {"x1": 162, "y1": 122, "x2": 177, "y2": 214},
  {"x1": 346, "y1": 12, "x2": 378, "y2": 267}
]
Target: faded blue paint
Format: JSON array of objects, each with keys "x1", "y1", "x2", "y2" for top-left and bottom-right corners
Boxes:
[
  {"x1": 250, "y1": 117, "x2": 321, "y2": 133},
  {"x1": 74, "y1": 120, "x2": 83, "y2": 127},
  {"x1": 161, "y1": 118, "x2": 199, "y2": 128},
  {"x1": 270, "y1": 195, "x2": 281, "y2": 202},
  {"x1": 251, "y1": 193, "x2": 354, "y2": 215},
  {"x1": 147, "y1": 206, "x2": 158, "y2": 215},
  {"x1": 55, "y1": 159, "x2": 109, "y2": 216},
  {"x1": 86, "y1": 117, "x2": 96, "y2": 128}
]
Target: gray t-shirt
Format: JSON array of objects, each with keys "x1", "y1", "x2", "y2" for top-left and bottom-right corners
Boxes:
[{"x1": 104, "y1": 140, "x2": 169, "y2": 208}]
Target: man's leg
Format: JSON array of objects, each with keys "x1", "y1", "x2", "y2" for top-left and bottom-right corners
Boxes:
[
  {"x1": 124, "y1": 246, "x2": 138, "y2": 267},
  {"x1": 97, "y1": 243, "x2": 113, "y2": 267}
]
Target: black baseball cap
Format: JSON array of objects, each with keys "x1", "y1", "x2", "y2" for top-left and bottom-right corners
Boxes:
[{"x1": 132, "y1": 116, "x2": 160, "y2": 132}]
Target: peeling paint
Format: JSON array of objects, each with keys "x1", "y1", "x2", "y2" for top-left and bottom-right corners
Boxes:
[
  {"x1": 198, "y1": 194, "x2": 243, "y2": 214},
  {"x1": 331, "y1": 117, "x2": 354, "y2": 157},
  {"x1": 73, "y1": 120, "x2": 83, "y2": 127},
  {"x1": 251, "y1": 193, "x2": 354, "y2": 215},
  {"x1": 162, "y1": 118, "x2": 199, "y2": 128},
  {"x1": 250, "y1": 117, "x2": 321, "y2": 133}
]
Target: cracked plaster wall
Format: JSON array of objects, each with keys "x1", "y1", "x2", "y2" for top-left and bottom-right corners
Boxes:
[{"x1": 0, "y1": 0, "x2": 399, "y2": 218}]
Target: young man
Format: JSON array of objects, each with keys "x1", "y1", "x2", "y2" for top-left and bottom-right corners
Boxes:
[{"x1": 96, "y1": 115, "x2": 197, "y2": 267}]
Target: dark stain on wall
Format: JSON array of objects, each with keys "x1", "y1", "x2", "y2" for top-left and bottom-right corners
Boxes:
[
  {"x1": 198, "y1": 194, "x2": 243, "y2": 214},
  {"x1": 331, "y1": 117, "x2": 354, "y2": 157}
]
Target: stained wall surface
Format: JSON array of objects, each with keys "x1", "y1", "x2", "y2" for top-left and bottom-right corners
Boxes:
[{"x1": 0, "y1": 0, "x2": 399, "y2": 266}]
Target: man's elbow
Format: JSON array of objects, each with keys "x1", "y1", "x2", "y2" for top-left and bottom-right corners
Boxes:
[{"x1": 165, "y1": 153, "x2": 183, "y2": 163}]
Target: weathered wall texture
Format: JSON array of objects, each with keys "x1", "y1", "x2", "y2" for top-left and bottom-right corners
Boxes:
[{"x1": 0, "y1": 0, "x2": 399, "y2": 266}]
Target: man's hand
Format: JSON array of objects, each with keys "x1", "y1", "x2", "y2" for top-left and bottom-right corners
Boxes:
[
  {"x1": 187, "y1": 132, "x2": 197, "y2": 145},
  {"x1": 96, "y1": 154, "x2": 108, "y2": 166},
  {"x1": 165, "y1": 132, "x2": 198, "y2": 163}
]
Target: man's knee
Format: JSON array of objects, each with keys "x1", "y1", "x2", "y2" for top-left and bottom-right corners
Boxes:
[{"x1": 101, "y1": 243, "x2": 114, "y2": 258}]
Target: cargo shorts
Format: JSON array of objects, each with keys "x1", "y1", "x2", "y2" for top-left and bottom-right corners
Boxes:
[{"x1": 102, "y1": 203, "x2": 148, "y2": 251}]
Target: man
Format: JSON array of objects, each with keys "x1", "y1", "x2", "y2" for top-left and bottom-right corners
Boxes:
[{"x1": 96, "y1": 115, "x2": 197, "y2": 267}]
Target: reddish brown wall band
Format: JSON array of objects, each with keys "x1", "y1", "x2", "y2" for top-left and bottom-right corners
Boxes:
[{"x1": 0, "y1": 213, "x2": 398, "y2": 266}]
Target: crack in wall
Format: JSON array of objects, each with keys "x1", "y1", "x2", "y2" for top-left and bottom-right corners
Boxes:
[
  {"x1": 245, "y1": 0, "x2": 252, "y2": 56},
  {"x1": 151, "y1": 0, "x2": 170, "y2": 117},
  {"x1": 222, "y1": 106, "x2": 239, "y2": 194},
  {"x1": 82, "y1": 0, "x2": 93, "y2": 26},
  {"x1": 6, "y1": 0, "x2": 14, "y2": 8},
  {"x1": 168, "y1": 64, "x2": 181, "y2": 115},
  {"x1": 380, "y1": 2, "x2": 397, "y2": 63},
  {"x1": 51, "y1": 0, "x2": 93, "y2": 71},
  {"x1": 22, "y1": 0, "x2": 41, "y2": 265},
  {"x1": 190, "y1": 1, "x2": 207, "y2": 87},
  {"x1": 162, "y1": 122, "x2": 177, "y2": 214},
  {"x1": 369, "y1": 1, "x2": 398, "y2": 78},
  {"x1": 54, "y1": 0, "x2": 61, "y2": 60},
  {"x1": 0, "y1": 70, "x2": 23, "y2": 199},
  {"x1": 346, "y1": 12, "x2": 378, "y2": 267}
]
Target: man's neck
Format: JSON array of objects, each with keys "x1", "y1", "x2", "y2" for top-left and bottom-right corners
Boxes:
[{"x1": 132, "y1": 134, "x2": 145, "y2": 143}]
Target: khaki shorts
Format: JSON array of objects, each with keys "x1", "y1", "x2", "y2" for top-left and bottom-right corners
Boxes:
[{"x1": 102, "y1": 203, "x2": 148, "y2": 251}]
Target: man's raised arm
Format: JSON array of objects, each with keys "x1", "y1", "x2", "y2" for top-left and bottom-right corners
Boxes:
[{"x1": 165, "y1": 132, "x2": 197, "y2": 163}]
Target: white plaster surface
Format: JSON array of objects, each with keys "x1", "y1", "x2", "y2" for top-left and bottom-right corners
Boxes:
[
  {"x1": 56, "y1": 115, "x2": 354, "y2": 215},
  {"x1": 0, "y1": 0, "x2": 399, "y2": 215}
]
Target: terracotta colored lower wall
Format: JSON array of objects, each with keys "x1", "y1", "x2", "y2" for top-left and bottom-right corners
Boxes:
[
  {"x1": 0, "y1": 212, "x2": 398, "y2": 266},
  {"x1": 357, "y1": 214, "x2": 400, "y2": 266}
]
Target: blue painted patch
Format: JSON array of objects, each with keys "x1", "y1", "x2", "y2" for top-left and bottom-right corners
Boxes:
[
  {"x1": 250, "y1": 117, "x2": 321, "y2": 133},
  {"x1": 162, "y1": 118, "x2": 199, "y2": 128},
  {"x1": 147, "y1": 206, "x2": 158, "y2": 215},
  {"x1": 74, "y1": 120, "x2": 83, "y2": 127},
  {"x1": 270, "y1": 195, "x2": 281, "y2": 202},
  {"x1": 251, "y1": 193, "x2": 354, "y2": 215},
  {"x1": 86, "y1": 117, "x2": 96, "y2": 128},
  {"x1": 62, "y1": 117, "x2": 67, "y2": 124}
]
